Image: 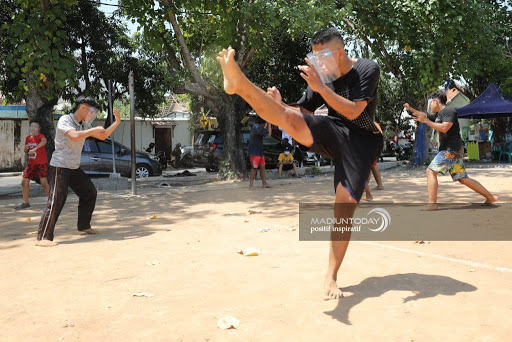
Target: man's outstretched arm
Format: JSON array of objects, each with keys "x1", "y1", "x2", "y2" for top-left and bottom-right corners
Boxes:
[
  {"x1": 66, "y1": 108, "x2": 121, "y2": 141},
  {"x1": 403, "y1": 103, "x2": 453, "y2": 133}
]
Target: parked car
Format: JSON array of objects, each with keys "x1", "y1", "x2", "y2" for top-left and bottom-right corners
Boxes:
[
  {"x1": 206, "y1": 130, "x2": 284, "y2": 172},
  {"x1": 81, "y1": 138, "x2": 162, "y2": 178},
  {"x1": 180, "y1": 145, "x2": 195, "y2": 156},
  {"x1": 303, "y1": 151, "x2": 318, "y2": 165},
  {"x1": 194, "y1": 130, "x2": 219, "y2": 158}
]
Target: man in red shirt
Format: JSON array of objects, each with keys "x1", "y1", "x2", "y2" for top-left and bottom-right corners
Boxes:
[{"x1": 15, "y1": 120, "x2": 50, "y2": 210}]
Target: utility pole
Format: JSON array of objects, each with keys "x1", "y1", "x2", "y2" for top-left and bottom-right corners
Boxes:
[
  {"x1": 129, "y1": 71, "x2": 136, "y2": 194},
  {"x1": 108, "y1": 80, "x2": 117, "y2": 176}
]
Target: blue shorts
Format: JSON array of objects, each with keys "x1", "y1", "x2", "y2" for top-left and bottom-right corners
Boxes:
[{"x1": 428, "y1": 150, "x2": 468, "y2": 181}]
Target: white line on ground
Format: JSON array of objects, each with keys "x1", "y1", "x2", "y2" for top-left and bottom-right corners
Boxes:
[
  {"x1": 237, "y1": 216, "x2": 512, "y2": 273},
  {"x1": 358, "y1": 241, "x2": 512, "y2": 273}
]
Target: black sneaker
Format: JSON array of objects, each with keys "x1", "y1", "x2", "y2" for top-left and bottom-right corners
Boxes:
[{"x1": 15, "y1": 203, "x2": 30, "y2": 210}]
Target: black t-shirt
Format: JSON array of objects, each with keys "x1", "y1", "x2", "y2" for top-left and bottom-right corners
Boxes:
[
  {"x1": 435, "y1": 107, "x2": 463, "y2": 151},
  {"x1": 296, "y1": 58, "x2": 380, "y2": 133}
]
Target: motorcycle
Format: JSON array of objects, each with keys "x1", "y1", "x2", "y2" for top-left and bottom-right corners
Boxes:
[
  {"x1": 392, "y1": 142, "x2": 413, "y2": 161},
  {"x1": 155, "y1": 151, "x2": 168, "y2": 169},
  {"x1": 145, "y1": 143, "x2": 167, "y2": 170}
]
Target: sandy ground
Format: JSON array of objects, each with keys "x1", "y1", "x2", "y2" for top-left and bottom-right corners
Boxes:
[{"x1": 1, "y1": 167, "x2": 512, "y2": 341}]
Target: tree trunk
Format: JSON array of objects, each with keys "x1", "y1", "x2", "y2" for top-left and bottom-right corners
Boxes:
[
  {"x1": 25, "y1": 84, "x2": 57, "y2": 162},
  {"x1": 213, "y1": 96, "x2": 247, "y2": 177}
]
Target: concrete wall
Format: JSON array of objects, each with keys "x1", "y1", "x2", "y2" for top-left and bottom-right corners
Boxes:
[
  {"x1": 447, "y1": 94, "x2": 471, "y2": 130},
  {"x1": 90, "y1": 119, "x2": 193, "y2": 152},
  {"x1": 172, "y1": 120, "x2": 194, "y2": 147},
  {"x1": 92, "y1": 119, "x2": 155, "y2": 152},
  {"x1": 0, "y1": 119, "x2": 30, "y2": 171}
]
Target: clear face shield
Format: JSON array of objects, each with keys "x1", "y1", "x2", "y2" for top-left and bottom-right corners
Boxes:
[
  {"x1": 85, "y1": 106, "x2": 99, "y2": 124},
  {"x1": 306, "y1": 48, "x2": 341, "y2": 84}
]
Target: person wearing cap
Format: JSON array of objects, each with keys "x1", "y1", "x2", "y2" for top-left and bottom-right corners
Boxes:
[
  {"x1": 36, "y1": 97, "x2": 121, "y2": 247},
  {"x1": 278, "y1": 146, "x2": 300, "y2": 178}
]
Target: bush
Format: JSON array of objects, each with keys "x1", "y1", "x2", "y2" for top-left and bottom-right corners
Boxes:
[
  {"x1": 309, "y1": 165, "x2": 321, "y2": 175},
  {"x1": 218, "y1": 159, "x2": 237, "y2": 180}
]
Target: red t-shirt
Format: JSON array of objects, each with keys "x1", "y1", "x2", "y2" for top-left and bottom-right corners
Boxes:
[{"x1": 25, "y1": 134, "x2": 48, "y2": 165}]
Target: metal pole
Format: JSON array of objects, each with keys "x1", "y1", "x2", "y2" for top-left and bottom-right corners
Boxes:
[
  {"x1": 129, "y1": 71, "x2": 136, "y2": 194},
  {"x1": 108, "y1": 80, "x2": 117, "y2": 175}
]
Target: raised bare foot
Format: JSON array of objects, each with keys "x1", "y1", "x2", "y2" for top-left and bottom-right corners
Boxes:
[
  {"x1": 324, "y1": 277, "x2": 343, "y2": 301},
  {"x1": 373, "y1": 185, "x2": 384, "y2": 190},
  {"x1": 424, "y1": 203, "x2": 439, "y2": 211},
  {"x1": 80, "y1": 228, "x2": 99, "y2": 235},
  {"x1": 484, "y1": 195, "x2": 498, "y2": 205},
  {"x1": 216, "y1": 47, "x2": 244, "y2": 95},
  {"x1": 35, "y1": 239, "x2": 58, "y2": 247}
]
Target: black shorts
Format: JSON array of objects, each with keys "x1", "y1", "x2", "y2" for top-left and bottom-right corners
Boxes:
[{"x1": 302, "y1": 114, "x2": 383, "y2": 202}]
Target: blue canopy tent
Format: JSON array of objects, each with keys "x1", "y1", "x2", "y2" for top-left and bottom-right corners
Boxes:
[{"x1": 457, "y1": 83, "x2": 512, "y2": 119}]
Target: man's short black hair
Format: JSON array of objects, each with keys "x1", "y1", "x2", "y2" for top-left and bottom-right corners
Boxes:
[
  {"x1": 29, "y1": 119, "x2": 40, "y2": 126},
  {"x1": 72, "y1": 96, "x2": 100, "y2": 113},
  {"x1": 311, "y1": 28, "x2": 344, "y2": 46},
  {"x1": 430, "y1": 90, "x2": 447, "y2": 105}
]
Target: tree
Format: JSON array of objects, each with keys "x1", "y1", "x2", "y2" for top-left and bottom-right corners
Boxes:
[
  {"x1": 120, "y1": 0, "x2": 339, "y2": 176},
  {"x1": 1, "y1": 0, "x2": 78, "y2": 157},
  {"x1": 0, "y1": 0, "x2": 170, "y2": 160},
  {"x1": 375, "y1": 71, "x2": 412, "y2": 137},
  {"x1": 337, "y1": 0, "x2": 510, "y2": 165}
]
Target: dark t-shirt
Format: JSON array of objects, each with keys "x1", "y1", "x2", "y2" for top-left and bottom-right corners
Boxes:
[
  {"x1": 296, "y1": 58, "x2": 380, "y2": 133},
  {"x1": 434, "y1": 107, "x2": 463, "y2": 151},
  {"x1": 248, "y1": 123, "x2": 269, "y2": 156}
]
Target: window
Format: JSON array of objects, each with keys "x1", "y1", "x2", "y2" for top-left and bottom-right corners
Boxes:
[
  {"x1": 241, "y1": 133, "x2": 251, "y2": 144},
  {"x1": 97, "y1": 140, "x2": 119, "y2": 154},
  {"x1": 88, "y1": 139, "x2": 99, "y2": 153}
]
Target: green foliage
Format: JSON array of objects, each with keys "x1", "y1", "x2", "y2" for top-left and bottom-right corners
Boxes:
[
  {"x1": 341, "y1": 0, "x2": 510, "y2": 101},
  {"x1": 309, "y1": 165, "x2": 321, "y2": 176},
  {"x1": 120, "y1": 0, "x2": 340, "y2": 96},
  {"x1": 1, "y1": 0, "x2": 79, "y2": 102},
  {"x1": 0, "y1": 0, "x2": 169, "y2": 117},
  {"x1": 218, "y1": 159, "x2": 238, "y2": 180},
  {"x1": 247, "y1": 31, "x2": 311, "y2": 103},
  {"x1": 375, "y1": 71, "x2": 412, "y2": 135}
]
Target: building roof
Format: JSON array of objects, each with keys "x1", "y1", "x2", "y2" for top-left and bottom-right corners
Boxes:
[{"x1": 0, "y1": 105, "x2": 28, "y2": 118}]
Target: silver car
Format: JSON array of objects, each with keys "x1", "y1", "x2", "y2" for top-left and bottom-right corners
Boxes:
[{"x1": 81, "y1": 138, "x2": 162, "y2": 178}]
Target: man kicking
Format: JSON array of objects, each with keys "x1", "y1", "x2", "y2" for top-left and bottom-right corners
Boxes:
[
  {"x1": 217, "y1": 28, "x2": 383, "y2": 300},
  {"x1": 36, "y1": 97, "x2": 121, "y2": 247},
  {"x1": 404, "y1": 91, "x2": 498, "y2": 210}
]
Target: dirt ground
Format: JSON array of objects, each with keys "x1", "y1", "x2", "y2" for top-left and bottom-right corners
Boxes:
[{"x1": 1, "y1": 166, "x2": 512, "y2": 341}]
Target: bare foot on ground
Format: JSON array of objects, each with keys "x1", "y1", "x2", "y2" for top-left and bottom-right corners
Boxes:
[
  {"x1": 424, "y1": 203, "x2": 439, "y2": 211},
  {"x1": 80, "y1": 228, "x2": 100, "y2": 235},
  {"x1": 35, "y1": 240, "x2": 58, "y2": 247},
  {"x1": 484, "y1": 195, "x2": 499, "y2": 205},
  {"x1": 324, "y1": 276, "x2": 343, "y2": 301}
]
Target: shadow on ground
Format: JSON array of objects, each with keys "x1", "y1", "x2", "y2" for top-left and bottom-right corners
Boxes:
[{"x1": 325, "y1": 273, "x2": 477, "y2": 325}]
